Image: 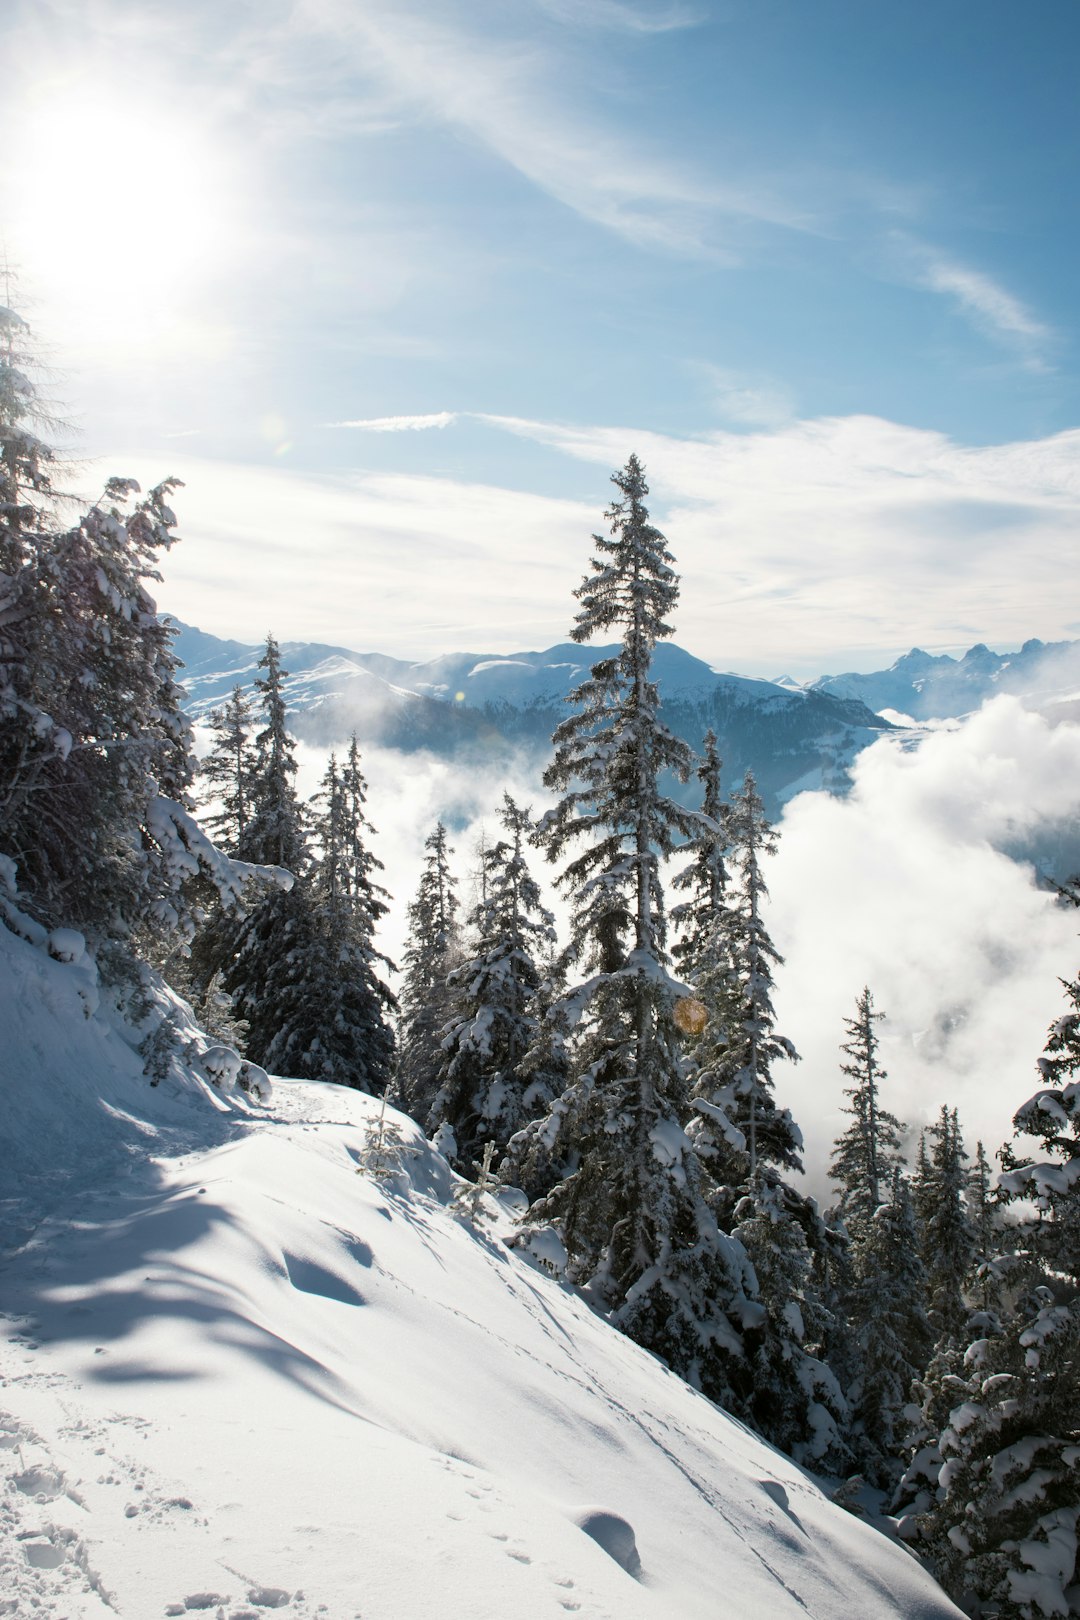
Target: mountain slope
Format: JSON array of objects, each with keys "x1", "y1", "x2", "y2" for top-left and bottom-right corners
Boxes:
[
  {"x1": 0, "y1": 918, "x2": 961, "y2": 1619},
  {"x1": 813, "y1": 637, "x2": 1080, "y2": 721},
  {"x1": 172, "y1": 622, "x2": 892, "y2": 811}
]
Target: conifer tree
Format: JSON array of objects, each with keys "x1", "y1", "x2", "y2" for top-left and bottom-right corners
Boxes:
[
  {"x1": 516, "y1": 455, "x2": 759, "y2": 1402},
  {"x1": 849, "y1": 1173, "x2": 933, "y2": 1484},
  {"x1": 0, "y1": 306, "x2": 201, "y2": 943},
  {"x1": 241, "y1": 636, "x2": 305, "y2": 870},
  {"x1": 918, "y1": 1106, "x2": 977, "y2": 1347},
  {"x1": 913, "y1": 1288, "x2": 1080, "y2": 1619},
  {"x1": 216, "y1": 637, "x2": 311, "y2": 1070},
  {"x1": 429, "y1": 796, "x2": 556, "y2": 1173},
  {"x1": 200, "y1": 686, "x2": 256, "y2": 854},
  {"x1": 396, "y1": 821, "x2": 461, "y2": 1123},
  {"x1": 1001, "y1": 970, "x2": 1080, "y2": 1284},
  {"x1": 731, "y1": 1182, "x2": 850, "y2": 1470},
  {"x1": 829, "y1": 987, "x2": 906, "y2": 1244},
  {"x1": 687, "y1": 771, "x2": 801, "y2": 1224},
  {"x1": 671, "y1": 729, "x2": 730, "y2": 981}
]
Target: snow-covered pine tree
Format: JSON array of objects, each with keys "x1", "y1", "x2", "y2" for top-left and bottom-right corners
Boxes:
[
  {"x1": 516, "y1": 454, "x2": 759, "y2": 1404},
  {"x1": 668, "y1": 730, "x2": 741, "y2": 1147},
  {"x1": 671, "y1": 729, "x2": 730, "y2": 981},
  {"x1": 428, "y1": 795, "x2": 556, "y2": 1174},
  {"x1": 284, "y1": 742, "x2": 396, "y2": 1092},
  {"x1": 829, "y1": 987, "x2": 906, "y2": 1245},
  {"x1": 395, "y1": 821, "x2": 461, "y2": 1124},
  {"x1": 687, "y1": 770, "x2": 802, "y2": 1224},
  {"x1": 731, "y1": 1181, "x2": 850, "y2": 1471},
  {"x1": 913, "y1": 1286, "x2": 1080, "y2": 1619},
  {"x1": 216, "y1": 636, "x2": 312, "y2": 1070},
  {"x1": 918, "y1": 1106, "x2": 977, "y2": 1348},
  {"x1": 1, "y1": 459, "x2": 198, "y2": 938},
  {"x1": 241, "y1": 636, "x2": 305, "y2": 870},
  {"x1": 1000, "y1": 970, "x2": 1080, "y2": 1284},
  {"x1": 848, "y1": 1172, "x2": 933, "y2": 1485},
  {"x1": 199, "y1": 685, "x2": 256, "y2": 854}
]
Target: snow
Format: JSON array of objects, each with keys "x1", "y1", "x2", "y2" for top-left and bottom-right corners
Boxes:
[{"x1": 0, "y1": 919, "x2": 964, "y2": 1620}]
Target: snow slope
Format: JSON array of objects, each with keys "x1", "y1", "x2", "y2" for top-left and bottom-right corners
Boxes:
[{"x1": 0, "y1": 922, "x2": 962, "y2": 1619}]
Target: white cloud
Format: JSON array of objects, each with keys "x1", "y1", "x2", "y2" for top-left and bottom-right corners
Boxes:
[
  {"x1": 769, "y1": 698, "x2": 1080, "y2": 1195},
  {"x1": 330, "y1": 412, "x2": 458, "y2": 432},
  {"x1": 133, "y1": 405, "x2": 1080, "y2": 676},
  {"x1": 289, "y1": 699, "x2": 1080, "y2": 1208},
  {"x1": 888, "y1": 234, "x2": 1053, "y2": 368},
  {"x1": 922, "y1": 258, "x2": 1049, "y2": 346},
  {"x1": 291, "y1": 0, "x2": 811, "y2": 258}
]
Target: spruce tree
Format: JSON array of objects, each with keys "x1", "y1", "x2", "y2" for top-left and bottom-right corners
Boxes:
[
  {"x1": 687, "y1": 771, "x2": 801, "y2": 1223},
  {"x1": 0, "y1": 330, "x2": 199, "y2": 943},
  {"x1": 396, "y1": 821, "x2": 461, "y2": 1123},
  {"x1": 200, "y1": 685, "x2": 256, "y2": 854},
  {"x1": 516, "y1": 454, "x2": 758, "y2": 1403},
  {"x1": 217, "y1": 636, "x2": 311, "y2": 1070},
  {"x1": 914, "y1": 1288, "x2": 1080, "y2": 1619},
  {"x1": 670, "y1": 729, "x2": 730, "y2": 981},
  {"x1": 428, "y1": 796, "x2": 556, "y2": 1174},
  {"x1": 918, "y1": 1106, "x2": 977, "y2": 1347},
  {"x1": 1001, "y1": 970, "x2": 1080, "y2": 1284},
  {"x1": 849, "y1": 1173, "x2": 933, "y2": 1485},
  {"x1": 732, "y1": 1181, "x2": 850, "y2": 1469},
  {"x1": 295, "y1": 743, "x2": 396, "y2": 1092},
  {"x1": 829, "y1": 987, "x2": 906, "y2": 1244}
]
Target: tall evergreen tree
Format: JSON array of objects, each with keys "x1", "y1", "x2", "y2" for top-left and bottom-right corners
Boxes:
[
  {"x1": 216, "y1": 637, "x2": 312, "y2": 1070},
  {"x1": 829, "y1": 987, "x2": 906, "y2": 1244},
  {"x1": 849, "y1": 1173, "x2": 933, "y2": 1485},
  {"x1": 687, "y1": 771, "x2": 801, "y2": 1222},
  {"x1": 732, "y1": 1182, "x2": 850, "y2": 1469},
  {"x1": 670, "y1": 729, "x2": 730, "y2": 981},
  {"x1": 396, "y1": 821, "x2": 461, "y2": 1123},
  {"x1": 241, "y1": 636, "x2": 305, "y2": 870},
  {"x1": 294, "y1": 742, "x2": 396, "y2": 1092},
  {"x1": 0, "y1": 310, "x2": 197, "y2": 942},
  {"x1": 199, "y1": 685, "x2": 256, "y2": 854},
  {"x1": 1001, "y1": 970, "x2": 1080, "y2": 1284},
  {"x1": 912, "y1": 1288, "x2": 1080, "y2": 1619},
  {"x1": 515, "y1": 455, "x2": 759, "y2": 1402},
  {"x1": 429, "y1": 795, "x2": 556, "y2": 1173},
  {"x1": 918, "y1": 1106, "x2": 977, "y2": 1347}
]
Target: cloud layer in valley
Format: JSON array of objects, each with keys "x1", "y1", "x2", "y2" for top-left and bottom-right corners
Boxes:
[
  {"x1": 770, "y1": 698, "x2": 1080, "y2": 1194},
  {"x1": 277, "y1": 696, "x2": 1080, "y2": 1202}
]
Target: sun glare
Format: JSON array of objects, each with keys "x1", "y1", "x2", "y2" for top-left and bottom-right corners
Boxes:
[{"x1": 8, "y1": 87, "x2": 239, "y2": 353}]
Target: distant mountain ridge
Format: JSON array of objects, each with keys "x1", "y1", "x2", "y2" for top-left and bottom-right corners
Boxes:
[
  {"x1": 811, "y1": 637, "x2": 1080, "y2": 721},
  {"x1": 170, "y1": 622, "x2": 893, "y2": 814}
]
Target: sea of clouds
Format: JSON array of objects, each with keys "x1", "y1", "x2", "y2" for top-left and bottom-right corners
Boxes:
[{"x1": 286, "y1": 694, "x2": 1080, "y2": 1200}]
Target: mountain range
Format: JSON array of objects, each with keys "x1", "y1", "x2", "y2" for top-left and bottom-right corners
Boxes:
[
  {"x1": 811, "y1": 636, "x2": 1080, "y2": 722},
  {"x1": 172, "y1": 622, "x2": 1080, "y2": 814},
  {"x1": 171, "y1": 622, "x2": 893, "y2": 813}
]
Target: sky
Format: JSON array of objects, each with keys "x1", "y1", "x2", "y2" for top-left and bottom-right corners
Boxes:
[{"x1": 3, "y1": 0, "x2": 1080, "y2": 674}]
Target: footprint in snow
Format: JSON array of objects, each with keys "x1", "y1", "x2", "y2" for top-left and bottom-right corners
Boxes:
[{"x1": 21, "y1": 1533, "x2": 65, "y2": 1570}]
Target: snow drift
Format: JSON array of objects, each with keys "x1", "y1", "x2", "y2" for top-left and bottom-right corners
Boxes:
[{"x1": 0, "y1": 919, "x2": 961, "y2": 1618}]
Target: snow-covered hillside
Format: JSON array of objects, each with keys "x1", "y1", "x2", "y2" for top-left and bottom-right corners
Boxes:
[
  {"x1": 813, "y1": 637, "x2": 1080, "y2": 722},
  {"x1": 0, "y1": 919, "x2": 962, "y2": 1620}
]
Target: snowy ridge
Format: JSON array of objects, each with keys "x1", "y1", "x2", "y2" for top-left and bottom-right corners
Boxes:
[{"x1": 0, "y1": 919, "x2": 962, "y2": 1619}]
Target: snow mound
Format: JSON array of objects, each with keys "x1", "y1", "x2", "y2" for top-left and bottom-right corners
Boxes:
[
  {"x1": 0, "y1": 917, "x2": 962, "y2": 1619},
  {"x1": 568, "y1": 1505, "x2": 642, "y2": 1576}
]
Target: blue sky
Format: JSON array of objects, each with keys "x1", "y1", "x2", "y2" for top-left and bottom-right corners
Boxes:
[{"x1": 3, "y1": 0, "x2": 1079, "y2": 673}]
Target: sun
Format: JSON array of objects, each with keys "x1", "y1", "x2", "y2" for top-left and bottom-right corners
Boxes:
[{"x1": 6, "y1": 84, "x2": 241, "y2": 353}]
